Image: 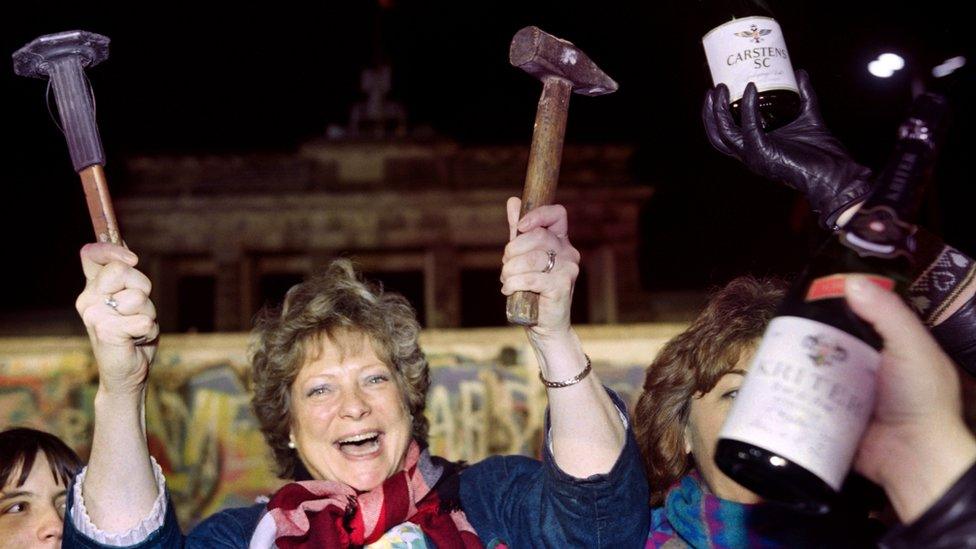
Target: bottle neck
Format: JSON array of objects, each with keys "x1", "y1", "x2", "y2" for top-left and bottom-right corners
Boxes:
[
  {"x1": 859, "y1": 135, "x2": 936, "y2": 221},
  {"x1": 700, "y1": 0, "x2": 776, "y2": 31},
  {"x1": 839, "y1": 94, "x2": 947, "y2": 261},
  {"x1": 858, "y1": 93, "x2": 949, "y2": 221}
]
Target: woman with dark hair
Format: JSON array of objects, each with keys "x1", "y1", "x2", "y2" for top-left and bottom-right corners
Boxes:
[
  {"x1": 629, "y1": 276, "x2": 875, "y2": 547},
  {"x1": 0, "y1": 427, "x2": 83, "y2": 548},
  {"x1": 634, "y1": 276, "x2": 785, "y2": 511},
  {"x1": 633, "y1": 273, "x2": 976, "y2": 548},
  {"x1": 61, "y1": 199, "x2": 649, "y2": 548}
]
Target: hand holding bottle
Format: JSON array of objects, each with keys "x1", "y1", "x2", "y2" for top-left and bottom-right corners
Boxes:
[
  {"x1": 705, "y1": 68, "x2": 976, "y2": 376},
  {"x1": 702, "y1": 70, "x2": 874, "y2": 229},
  {"x1": 845, "y1": 276, "x2": 976, "y2": 524},
  {"x1": 714, "y1": 91, "x2": 952, "y2": 513}
]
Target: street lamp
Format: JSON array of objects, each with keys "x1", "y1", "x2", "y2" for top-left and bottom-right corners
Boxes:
[{"x1": 867, "y1": 52, "x2": 905, "y2": 78}]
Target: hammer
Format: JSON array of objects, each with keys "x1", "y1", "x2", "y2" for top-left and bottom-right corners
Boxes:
[
  {"x1": 13, "y1": 30, "x2": 121, "y2": 245},
  {"x1": 506, "y1": 26, "x2": 618, "y2": 326}
]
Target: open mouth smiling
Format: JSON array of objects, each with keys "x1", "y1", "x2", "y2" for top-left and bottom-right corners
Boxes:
[{"x1": 335, "y1": 431, "x2": 383, "y2": 457}]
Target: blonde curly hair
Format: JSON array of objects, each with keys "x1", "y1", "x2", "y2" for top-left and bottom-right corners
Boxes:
[{"x1": 249, "y1": 259, "x2": 430, "y2": 479}]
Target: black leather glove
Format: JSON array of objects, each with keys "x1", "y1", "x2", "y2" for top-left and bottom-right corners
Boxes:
[
  {"x1": 702, "y1": 71, "x2": 976, "y2": 377},
  {"x1": 702, "y1": 70, "x2": 873, "y2": 229}
]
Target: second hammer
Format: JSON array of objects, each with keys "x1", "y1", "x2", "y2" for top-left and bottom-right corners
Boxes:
[{"x1": 506, "y1": 26, "x2": 618, "y2": 326}]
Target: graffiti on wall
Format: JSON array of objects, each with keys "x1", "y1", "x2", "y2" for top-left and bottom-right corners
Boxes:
[{"x1": 0, "y1": 330, "x2": 665, "y2": 526}]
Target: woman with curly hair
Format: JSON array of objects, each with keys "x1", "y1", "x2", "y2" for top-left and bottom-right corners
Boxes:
[{"x1": 62, "y1": 199, "x2": 648, "y2": 548}]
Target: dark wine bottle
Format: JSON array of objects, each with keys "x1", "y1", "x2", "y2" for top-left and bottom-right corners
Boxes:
[
  {"x1": 701, "y1": 0, "x2": 801, "y2": 130},
  {"x1": 714, "y1": 92, "x2": 950, "y2": 514}
]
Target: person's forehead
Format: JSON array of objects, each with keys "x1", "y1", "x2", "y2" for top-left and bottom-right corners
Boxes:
[
  {"x1": 299, "y1": 337, "x2": 388, "y2": 376},
  {"x1": 2, "y1": 452, "x2": 65, "y2": 492}
]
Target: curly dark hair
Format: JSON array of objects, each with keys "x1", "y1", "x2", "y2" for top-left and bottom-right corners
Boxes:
[
  {"x1": 250, "y1": 259, "x2": 430, "y2": 479},
  {"x1": 0, "y1": 427, "x2": 83, "y2": 491},
  {"x1": 633, "y1": 276, "x2": 787, "y2": 505}
]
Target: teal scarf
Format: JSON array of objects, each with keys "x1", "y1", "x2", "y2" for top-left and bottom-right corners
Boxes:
[{"x1": 647, "y1": 471, "x2": 879, "y2": 548}]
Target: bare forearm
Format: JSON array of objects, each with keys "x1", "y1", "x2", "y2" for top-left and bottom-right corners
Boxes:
[
  {"x1": 530, "y1": 329, "x2": 626, "y2": 477},
  {"x1": 83, "y1": 388, "x2": 159, "y2": 532}
]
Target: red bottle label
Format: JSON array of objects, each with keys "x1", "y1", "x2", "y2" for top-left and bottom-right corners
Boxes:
[{"x1": 806, "y1": 274, "x2": 895, "y2": 301}]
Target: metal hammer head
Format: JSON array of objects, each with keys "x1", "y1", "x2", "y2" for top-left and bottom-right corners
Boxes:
[
  {"x1": 13, "y1": 30, "x2": 110, "y2": 79},
  {"x1": 509, "y1": 26, "x2": 618, "y2": 97}
]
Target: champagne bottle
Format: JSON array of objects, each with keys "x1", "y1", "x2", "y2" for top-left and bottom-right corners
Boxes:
[
  {"x1": 701, "y1": 0, "x2": 800, "y2": 130},
  {"x1": 714, "y1": 92, "x2": 950, "y2": 514}
]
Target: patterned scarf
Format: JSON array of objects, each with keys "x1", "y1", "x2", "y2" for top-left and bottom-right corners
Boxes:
[
  {"x1": 255, "y1": 441, "x2": 483, "y2": 549},
  {"x1": 646, "y1": 470, "x2": 877, "y2": 548}
]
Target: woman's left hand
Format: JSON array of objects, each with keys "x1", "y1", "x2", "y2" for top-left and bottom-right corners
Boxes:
[{"x1": 501, "y1": 197, "x2": 581, "y2": 342}]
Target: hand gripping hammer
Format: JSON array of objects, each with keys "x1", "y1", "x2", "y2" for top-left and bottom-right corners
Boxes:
[
  {"x1": 13, "y1": 30, "x2": 121, "y2": 245},
  {"x1": 506, "y1": 26, "x2": 618, "y2": 326}
]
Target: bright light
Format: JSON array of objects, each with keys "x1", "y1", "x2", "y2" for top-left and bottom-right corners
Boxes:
[
  {"x1": 868, "y1": 60, "x2": 895, "y2": 78},
  {"x1": 933, "y1": 56, "x2": 967, "y2": 78},
  {"x1": 868, "y1": 52, "x2": 904, "y2": 78},
  {"x1": 877, "y1": 53, "x2": 906, "y2": 71}
]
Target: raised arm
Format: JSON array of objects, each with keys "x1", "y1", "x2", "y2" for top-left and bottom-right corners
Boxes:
[
  {"x1": 457, "y1": 199, "x2": 646, "y2": 547},
  {"x1": 500, "y1": 197, "x2": 625, "y2": 477},
  {"x1": 73, "y1": 243, "x2": 160, "y2": 532},
  {"x1": 703, "y1": 71, "x2": 976, "y2": 375}
]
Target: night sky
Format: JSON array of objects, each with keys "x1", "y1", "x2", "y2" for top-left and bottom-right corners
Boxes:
[{"x1": 1, "y1": 1, "x2": 973, "y2": 322}]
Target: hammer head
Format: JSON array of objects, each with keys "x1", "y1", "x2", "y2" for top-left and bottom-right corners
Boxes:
[
  {"x1": 509, "y1": 26, "x2": 617, "y2": 97},
  {"x1": 13, "y1": 30, "x2": 110, "y2": 79}
]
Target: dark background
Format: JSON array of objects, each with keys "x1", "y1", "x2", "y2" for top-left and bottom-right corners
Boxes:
[{"x1": 1, "y1": 1, "x2": 972, "y2": 321}]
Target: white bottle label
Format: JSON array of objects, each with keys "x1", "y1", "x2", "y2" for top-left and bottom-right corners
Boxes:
[
  {"x1": 702, "y1": 16, "x2": 798, "y2": 103},
  {"x1": 719, "y1": 316, "x2": 879, "y2": 491}
]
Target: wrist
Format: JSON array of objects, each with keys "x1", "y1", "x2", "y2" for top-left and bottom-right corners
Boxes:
[
  {"x1": 832, "y1": 199, "x2": 865, "y2": 229},
  {"x1": 526, "y1": 327, "x2": 578, "y2": 358},
  {"x1": 526, "y1": 328, "x2": 586, "y2": 378},
  {"x1": 822, "y1": 165, "x2": 873, "y2": 230},
  {"x1": 94, "y1": 386, "x2": 145, "y2": 416}
]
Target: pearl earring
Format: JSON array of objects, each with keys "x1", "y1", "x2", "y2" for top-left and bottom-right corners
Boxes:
[{"x1": 288, "y1": 437, "x2": 296, "y2": 449}]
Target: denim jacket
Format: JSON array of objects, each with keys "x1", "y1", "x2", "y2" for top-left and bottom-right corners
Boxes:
[{"x1": 62, "y1": 392, "x2": 650, "y2": 548}]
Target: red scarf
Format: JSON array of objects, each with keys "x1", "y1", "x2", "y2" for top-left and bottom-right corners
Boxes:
[{"x1": 265, "y1": 441, "x2": 483, "y2": 548}]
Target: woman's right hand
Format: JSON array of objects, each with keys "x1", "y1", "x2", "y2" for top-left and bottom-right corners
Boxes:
[
  {"x1": 75, "y1": 243, "x2": 159, "y2": 396},
  {"x1": 845, "y1": 276, "x2": 976, "y2": 523}
]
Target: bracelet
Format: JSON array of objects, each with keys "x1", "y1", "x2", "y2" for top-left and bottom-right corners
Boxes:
[{"x1": 538, "y1": 354, "x2": 592, "y2": 388}]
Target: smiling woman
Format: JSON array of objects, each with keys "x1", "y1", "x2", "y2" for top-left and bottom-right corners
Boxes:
[
  {"x1": 0, "y1": 428, "x2": 83, "y2": 549},
  {"x1": 241, "y1": 261, "x2": 484, "y2": 546},
  {"x1": 61, "y1": 200, "x2": 650, "y2": 549},
  {"x1": 249, "y1": 260, "x2": 428, "y2": 491}
]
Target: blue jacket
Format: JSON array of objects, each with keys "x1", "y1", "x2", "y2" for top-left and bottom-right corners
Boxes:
[{"x1": 62, "y1": 398, "x2": 649, "y2": 548}]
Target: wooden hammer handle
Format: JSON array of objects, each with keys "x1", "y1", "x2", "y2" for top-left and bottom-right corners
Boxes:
[
  {"x1": 79, "y1": 165, "x2": 122, "y2": 245},
  {"x1": 507, "y1": 77, "x2": 572, "y2": 327}
]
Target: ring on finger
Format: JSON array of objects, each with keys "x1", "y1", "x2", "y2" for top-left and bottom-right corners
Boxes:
[
  {"x1": 105, "y1": 296, "x2": 119, "y2": 311},
  {"x1": 542, "y1": 249, "x2": 557, "y2": 274}
]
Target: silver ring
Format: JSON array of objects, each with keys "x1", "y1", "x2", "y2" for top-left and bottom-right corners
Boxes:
[
  {"x1": 542, "y1": 249, "x2": 557, "y2": 274},
  {"x1": 105, "y1": 296, "x2": 119, "y2": 310}
]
